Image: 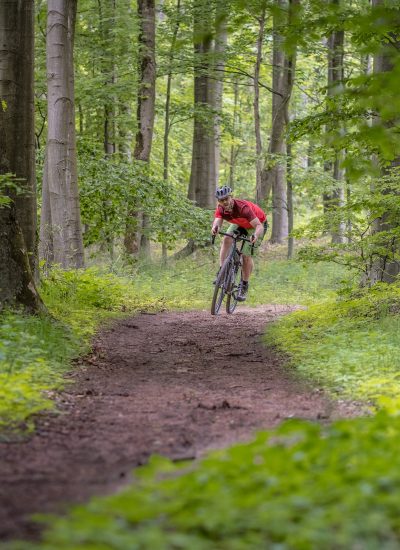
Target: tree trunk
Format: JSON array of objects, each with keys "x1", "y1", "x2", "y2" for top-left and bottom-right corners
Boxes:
[
  {"x1": 287, "y1": 141, "x2": 294, "y2": 259},
  {"x1": 254, "y1": 8, "x2": 266, "y2": 202},
  {"x1": 325, "y1": 2, "x2": 346, "y2": 244},
  {"x1": 162, "y1": 0, "x2": 182, "y2": 263},
  {"x1": 0, "y1": 0, "x2": 43, "y2": 312},
  {"x1": 39, "y1": 152, "x2": 54, "y2": 267},
  {"x1": 125, "y1": 0, "x2": 156, "y2": 258},
  {"x1": 263, "y1": 0, "x2": 298, "y2": 244},
  {"x1": 44, "y1": 0, "x2": 84, "y2": 269},
  {"x1": 99, "y1": 0, "x2": 117, "y2": 156},
  {"x1": 0, "y1": 0, "x2": 38, "y2": 278},
  {"x1": 228, "y1": 78, "x2": 239, "y2": 189},
  {"x1": 188, "y1": 0, "x2": 215, "y2": 208},
  {"x1": 212, "y1": 1, "x2": 228, "y2": 187}
]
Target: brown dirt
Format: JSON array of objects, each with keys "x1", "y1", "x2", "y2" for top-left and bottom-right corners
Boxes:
[{"x1": 0, "y1": 305, "x2": 362, "y2": 542}]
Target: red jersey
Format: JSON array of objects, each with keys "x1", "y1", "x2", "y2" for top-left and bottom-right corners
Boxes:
[{"x1": 215, "y1": 199, "x2": 266, "y2": 229}]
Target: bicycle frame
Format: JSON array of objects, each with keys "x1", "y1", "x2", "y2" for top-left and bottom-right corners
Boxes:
[{"x1": 210, "y1": 231, "x2": 254, "y2": 315}]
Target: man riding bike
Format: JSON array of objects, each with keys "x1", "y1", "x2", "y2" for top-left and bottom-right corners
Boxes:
[{"x1": 211, "y1": 186, "x2": 268, "y2": 302}]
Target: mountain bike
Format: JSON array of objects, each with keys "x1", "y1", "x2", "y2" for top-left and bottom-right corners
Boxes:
[{"x1": 211, "y1": 231, "x2": 254, "y2": 315}]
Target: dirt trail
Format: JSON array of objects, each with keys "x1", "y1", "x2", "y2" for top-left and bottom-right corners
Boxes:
[{"x1": 0, "y1": 305, "x2": 360, "y2": 541}]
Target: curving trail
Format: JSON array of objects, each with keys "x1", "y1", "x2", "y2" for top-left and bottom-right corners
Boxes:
[{"x1": 0, "y1": 305, "x2": 360, "y2": 541}]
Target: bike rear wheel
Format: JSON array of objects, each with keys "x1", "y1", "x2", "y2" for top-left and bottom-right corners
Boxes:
[
  {"x1": 226, "y1": 259, "x2": 242, "y2": 314},
  {"x1": 211, "y1": 257, "x2": 232, "y2": 315}
]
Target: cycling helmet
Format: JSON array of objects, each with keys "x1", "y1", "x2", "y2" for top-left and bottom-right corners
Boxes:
[{"x1": 215, "y1": 185, "x2": 232, "y2": 199}]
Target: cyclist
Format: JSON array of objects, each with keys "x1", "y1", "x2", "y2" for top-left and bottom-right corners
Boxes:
[{"x1": 211, "y1": 185, "x2": 268, "y2": 302}]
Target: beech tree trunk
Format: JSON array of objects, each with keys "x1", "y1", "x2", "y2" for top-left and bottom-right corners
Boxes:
[
  {"x1": 99, "y1": 0, "x2": 117, "y2": 156},
  {"x1": 188, "y1": 0, "x2": 227, "y2": 207},
  {"x1": 262, "y1": 0, "x2": 297, "y2": 244},
  {"x1": 124, "y1": 0, "x2": 156, "y2": 257},
  {"x1": 0, "y1": 0, "x2": 43, "y2": 311},
  {"x1": 212, "y1": 2, "x2": 228, "y2": 187},
  {"x1": 324, "y1": 2, "x2": 346, "y2": 244},
  {"x1": 228, "y1": 78, "x2": 239, "y2": 189},
  {"x1": 188, "y1": 0, "x2": 215, "y2": 208},
  {"x1": 254, "y1": 8, "x2": 266, "y2": 201},
  {"x1": 41, "y1": 0, "x2": 84, "y2": 269}
]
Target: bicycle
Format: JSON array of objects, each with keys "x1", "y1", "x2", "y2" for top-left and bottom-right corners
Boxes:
[{"x1": 211, "y1": 230, "x2": 254, "y2": 315}]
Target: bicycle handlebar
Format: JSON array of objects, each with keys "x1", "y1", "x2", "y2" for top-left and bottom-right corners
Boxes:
[{"x1": 211, "y1": 230, "x2": 255, "y2": 255}]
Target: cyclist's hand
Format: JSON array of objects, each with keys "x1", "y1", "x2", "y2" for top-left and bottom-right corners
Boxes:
[
  {"x1": 250, "y1": 234, "x2": 257, "y2": 244},
  {"x1": 211, "y1": 225, "x2": 219, "y2": 235}
]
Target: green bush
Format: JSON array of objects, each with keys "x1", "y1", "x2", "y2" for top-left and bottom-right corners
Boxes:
[{"x1": 266, "y1": 282, "x2": 400, "y2": 404}]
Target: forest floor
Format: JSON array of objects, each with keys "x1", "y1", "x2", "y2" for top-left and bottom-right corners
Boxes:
[{"x1": 0, "y1": 305, "x2": 363, "y2": 542}]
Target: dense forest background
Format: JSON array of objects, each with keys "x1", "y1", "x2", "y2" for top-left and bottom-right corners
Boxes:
[
  {"x1": 2, "y1": 1, "x2": 400, "y2": 547},
  {"x1": 2, "y1": 0, "x2": 400, "y2": 308}
]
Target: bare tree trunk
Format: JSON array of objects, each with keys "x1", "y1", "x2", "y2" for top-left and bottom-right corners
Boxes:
[
  {"x1": 0, "y1": 0, "x2": 38, "y2": 278},
  {"x1": 99, "y1": 0, "x2": 117, "y2": 156},
  {"x1": 132, "y1": 0, "x2": 156, "y2": 257},
  {"x1": 188, "y1": 0, "x2": 227, "y2": 207},
  {"x1": 212, "y1": 1, "x2": 228, "y2": 187},
  {"x1": 254, "y1": 7, "x2": 266, "y2": 202},
  {"x1": 228, "y1": 78, "x2": 239, "y2": 189},
  {"x1": 325, "y1": 3, "x2": 346, "y2": 244},
  {"x1": 287, "y1": 141, "x2": 294, "y2": 259},
  {"x1": 263, "y1": 0, "x2": 298, "y2": 244},
  {"x1": 0, "y1": 0, "x2": 43, "y2": 311},
  {"x1": 45, "y1": 0, "x2": 84, "y2": 269},
  {"x1": 39, "y1": 152, "x2": 54, "y2": 267},
  {"x1": 162, "y1": 0, "x2": 182, "y2": 263},
  {"x1": 188, "y1": 0, "x2": 215, "y2": 208}
]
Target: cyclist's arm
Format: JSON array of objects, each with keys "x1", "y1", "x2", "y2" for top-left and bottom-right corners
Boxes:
[
  {"x1": 249, "y1": 217, "x2": 264, "y2": 242},
  {"x1": 211, "y1": 217, "x2": 223, "y2": 235}
]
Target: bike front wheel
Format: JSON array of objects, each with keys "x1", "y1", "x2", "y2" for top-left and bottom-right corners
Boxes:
[
  {"x1": 211, "y1": 257, "x2": 232, "y2": 315},
  {"x1": 226, "y1": 261, "x2": 242, "y2": 314}
]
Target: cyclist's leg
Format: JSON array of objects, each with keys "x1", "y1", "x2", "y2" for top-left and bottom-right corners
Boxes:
[
  {"x1": 242, "y1": 255, "x2": 253, "y2": 281},
  {"x1": 220, "y1": 223, "x2": 238, "y2": 266}
]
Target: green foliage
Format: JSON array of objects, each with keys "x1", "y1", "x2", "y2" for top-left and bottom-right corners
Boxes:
[
  {"x1": 78, "y1": 147, "x2": 211, "y2": 250},
  {"x1": 0, "y1": 174, "x2": 29, "y2": 209},
  {"x1": 295, "y1": 166, "x2": 400, "y2": 283},
  {"x1": 266, "y1": 281, "x2": 400, "y2": 403},
  {"x1": 0, "y1": 313, "x2": 76, "y2": 433},
  {"x1": 0, "y1": 268, "x2": 167, "y2": 434},
  {"x1": 10, "y1": 410, "x2": 400, "y2": 549}
]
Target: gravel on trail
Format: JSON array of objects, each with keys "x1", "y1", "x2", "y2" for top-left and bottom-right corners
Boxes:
[{"x1": 0, "y1": 305, "x2": 361, "y2": 541}]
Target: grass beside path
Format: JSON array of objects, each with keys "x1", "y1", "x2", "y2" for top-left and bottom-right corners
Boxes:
[{"x1": 266, "y1": 281, "x2": 400, "y2": 407}]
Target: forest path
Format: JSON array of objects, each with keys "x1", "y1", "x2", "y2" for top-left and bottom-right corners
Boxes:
[{"x1": 0, "y1": 305, "x2": 360, "y2": 541}]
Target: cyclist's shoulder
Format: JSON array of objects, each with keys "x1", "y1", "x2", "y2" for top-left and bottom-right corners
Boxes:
[{"x1": 236, "y1": 198, "x2": 264, "y2": 213}]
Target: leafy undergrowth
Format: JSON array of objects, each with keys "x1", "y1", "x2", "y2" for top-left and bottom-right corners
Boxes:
[
  {"x1": 129, "y1": 246, "x2": 349, "y2": 309},
  {"x1": 8, "y1": 411, "x2": 400, "y2": 549},
  {"x1": 0, "y1": 268, "x2": 164, "y2": 434},
  {"x1": 266, "y1": 282, "x2": 400, "y2": 405}
]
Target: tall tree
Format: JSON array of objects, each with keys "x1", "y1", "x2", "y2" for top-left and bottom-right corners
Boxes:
[
  {"x1": 323, "y1": 0, "x2": 345, "y2": 244},
  {"x1": 188, "y1": 0, "x2": 215, "y2": 208},
  {"x1": 124, "y1": 0, "x2": 156, "y2": 256},
  {"x1": 261, "y1": 0, "x2": 297, "y2": 244},
  {"x1": 0, "y1": 0, "x2": 43, "y2": 311},
  {"x1": 253, "y1": 5, "x2": 267, "y2": 199},
  {"x1": 98, "y1": 0, "x2": 117, "y2": 156},
  {"x1": 40, "y1": 0, "x2": 84, "y2": 269}
]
